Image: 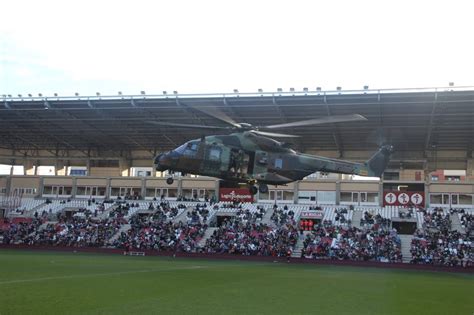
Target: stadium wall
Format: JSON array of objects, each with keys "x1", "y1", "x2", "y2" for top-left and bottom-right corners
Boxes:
[
  {"x1": 0, "y1": 244, "x2": 471, "y2": 273},
  {"x1": 0, "y1": 175, "x2": 473, "y2": 207}
]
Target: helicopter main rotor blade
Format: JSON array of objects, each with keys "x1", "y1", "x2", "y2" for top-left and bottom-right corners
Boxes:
[
  {"x1": 146, "y1": 121, "x2": 229, "y2": 130},
  {"x1": 250, "y1": 130, "x2": 300, "y2": 138},
  {"x1": 189, "y1": 105, "x2": 241, "y2": 128},
  {"x1": 263, "y1": 114, "x2": 367, "y2": 129}
]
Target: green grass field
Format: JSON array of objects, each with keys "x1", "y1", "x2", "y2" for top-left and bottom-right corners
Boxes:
[{"x1": 0, "y1": 250, "x2": 472, "y2": 315}]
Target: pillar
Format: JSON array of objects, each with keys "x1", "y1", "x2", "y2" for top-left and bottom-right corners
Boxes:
[
  {"x1": 72, "y1": 177, "x2": 78, "y2": 198},
  {"x1": 294, "y1": 181, "x2": 299, "y2": 204},
  {"x1": 141, "y1": 177, "x2": 146, "y2": 199},
  {"x1": 467, "y1": 159, "x2": 474, "y2": 181},
  {"x1": 119, "y1": 159, "x2": 131, "y2": 177},
  {"x1": 378, "y1": 179, "x2": 384, "y2": 207},
  {"x1": 178, "y1": 178, "x2": 183, "y2": 198},
  {"x1": 335, "y1": 179, "x2": 341, "y2": 206},
  {"x1": 86, "y1": 159, "x2": 91, "y2": 176},
  {"x1": 106, "y1": 177, "x2": 111, "y2": 199},
  {"x1": 214, "y1": 179, "x2": 220, "y2": 201},
  {"x1": 23, "y1": 160, "x2": 35, "y2": 175},
  {"x1": 34, "y1": 160, "x2": 40, "y2": 175}
]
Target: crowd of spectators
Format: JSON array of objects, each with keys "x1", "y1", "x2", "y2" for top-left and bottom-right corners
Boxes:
[
  {"x1": 271, "y1": 205, "x2": 295, "y2": 226},
  {"x1": 422, "y1": 209, "x2": 451, "y2": 232},
  {"x1": 112, "y1": 213, "x2": 206, "y2": 253},
  {"x1": 2, "y1": 199, "x2": 473, "y2": 269},
  {"x1": 203, "y1": 217, "x2": 298, "y2": 257},
  {"x1": 33, "y1": 216, "x2": 124, "y2": 247},
  {"x1": 460, "y1": 213, "x2": 473, "y2": 233},
  {"x1": 186, "y1": 203, "x2": 211, "y2": 224},
  {"x1": 302, "y1": 221, "x2": 402, "y2": 263},
  {"x1": 0, "y1": 218, "x2": 43, "y2": 245},
  {"x1": 334, "y1": 208, "x2": 350, "y2": 225},
  {"x1": 360, "y1": 211, "x2": 391, "y2": 228},
  {"x1": 410, "y1": 229, "x2": 472, "y2": 267}
]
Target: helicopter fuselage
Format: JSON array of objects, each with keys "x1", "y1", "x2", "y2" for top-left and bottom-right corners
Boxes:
[{"x1": 155, "y1": 132, "x2": 384, "y2": 186}]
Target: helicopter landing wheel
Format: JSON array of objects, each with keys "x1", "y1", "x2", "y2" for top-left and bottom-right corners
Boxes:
[
  {"x1": 166, "y1": 177, "x2": 174, "y2": 185},
  {"x1": 258, "y1": 184, "x2": 268, "y2": 194},
  {"x1": 249, "y1": 185, "x2": 258, "y2": 195}
]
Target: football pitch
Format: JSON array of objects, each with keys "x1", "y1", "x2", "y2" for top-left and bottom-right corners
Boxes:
[{"x1": 0, "y1": 250, "x2": 472, "y2": 315}]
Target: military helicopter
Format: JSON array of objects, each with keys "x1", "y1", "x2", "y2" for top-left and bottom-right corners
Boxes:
[{"x1": 150, "y1": 106, "x2": 393, "y2": 195}]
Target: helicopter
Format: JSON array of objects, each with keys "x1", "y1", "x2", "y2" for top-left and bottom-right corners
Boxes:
[{"x1": 150, "y1": 106, "x2": 393, "y2": 195}]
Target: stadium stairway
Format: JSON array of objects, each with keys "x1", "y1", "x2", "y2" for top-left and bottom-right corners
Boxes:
[
  {"x1": 291, "y1": 231, "x2": 311, "y2": 258},
  {"x1": 197, "y1": 227, "x2": 218, "y2": 247},
  {"x1": 260, "y1": 207, "x2": 276, "y2": 227},
  {"x1": 399, "y1": 234, "x2": 413, "y2": 263},
  {"x1": 172, "y1": 207, "x2": 192, "y2": 223},
  {"x1": 98, "y1": 204, "x2": 119, "y2": 219},
  {"x1": 107, "y1": 224, "x2": 131, "y2": 244},
  {"x1": 449, "y1": 213, "x2": 464, "y2": 233},
  {"x1": 351, "y1": 210, "x2": 363, "y2": 229},
  {"x1": 24, "y1": 201, "x2": 47, "y2": 218}
]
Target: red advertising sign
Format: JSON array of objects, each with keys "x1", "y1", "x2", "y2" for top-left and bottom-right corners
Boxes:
[
  {"x1": 219, "y1": 188, "x2": 254, "y2": 202},
  {"x1": 383, "y1": 191, "x2": 424, "y2": 207}
]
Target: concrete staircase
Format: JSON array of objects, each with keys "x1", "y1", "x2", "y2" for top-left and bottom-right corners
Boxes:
[
  {"x1": 291, "y1": 231, "x2": 311, "y2": 258},
  {"x1": 197, "y1": 227, "x2": 218, "y2": 247},
  {"x1": 107, "y1": 224, "x2": 131, "y2": 244},
  {"x1": 399, "y1": 234, "x2": 414, "y2": 263},
  {"x1": 450, "y1": 214, "x2": 464, "y2": 233},
  {"x1": 260, "y1": 207, "x2": 276, "y2": 226},
  {"x1": 352, "y1": 210, "x2": 363, "y2": 229},
  {"x1": 25, "y1": 202, "x2": 47, "y2": 218},
  {"x1": 98, "y1": 204, "x2": 118, "y2": 219},
  {"x1": 173, "y1": 207, "x2": 192, "y2": 223}
]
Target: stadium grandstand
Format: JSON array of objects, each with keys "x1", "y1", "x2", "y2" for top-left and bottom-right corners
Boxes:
[{"x1": 1, "y1": 87, "x2": 473, "y2": 269}]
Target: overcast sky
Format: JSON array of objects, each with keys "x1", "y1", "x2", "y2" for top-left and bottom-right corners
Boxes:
[{"x1": 1, "y1": 0, "x2": 473, "y2": 96}]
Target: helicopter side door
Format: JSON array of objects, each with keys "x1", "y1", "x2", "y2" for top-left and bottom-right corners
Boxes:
[
  {"x1": 201, "y1": 143, "x2": 230, "y2": 176},
  {"x1": 254, "y1": 150, "x2": 269, "y2": 175}
]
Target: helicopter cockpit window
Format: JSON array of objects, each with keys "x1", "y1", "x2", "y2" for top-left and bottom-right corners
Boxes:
[
  {"x1": 209, "y1": 146, "x2": 221, "y2": 161},
  {"x1": 175, "y1": 141, "x2": 199, "y2": 157},
  {"x1": 275, "y1": 158, "x2": 283, "y2": 169}
]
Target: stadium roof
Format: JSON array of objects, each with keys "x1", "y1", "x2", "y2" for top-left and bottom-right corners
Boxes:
[{"x1": 1, "y1": 87, "x2": 473, "y2": 157}]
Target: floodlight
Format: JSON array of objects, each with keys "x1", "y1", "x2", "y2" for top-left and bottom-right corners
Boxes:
[
  {"x1": 336, "y1": 87, "x2": 342, "y2": 91},
  {"x1": 96, "y1": 92, "x2": 100, "y2": 96},
  {"x1": 277, "y1": 88, "x2": 283, "y2": 92},
  {"x1": 163, "y1": 91, "x2": 167, "y2": 95},
  {"x1": 289, "y1": 88, "x2": 295, "y2": 92},
  {"x1": 28, "y1": 94, "x2": 32, "y2": 97},
  {"x1": 140, "y1": 91, "x2": 146, "y2": 95},
  {"x1": 316, "y1": 87, "x2": 321, "y2": 91},
  {"x1": 173, "y1": 91, "x2": 178, "y2": 94},
  {"x1": 258, "y1": 89, "x2": 263, "y2": 93},
  {"x1": 233, "y1": 89, "x2": 238, "y2": 93},
  {"x1": 449, "y1": 82, "x2": 454, "y2": 87},
  {"x1": 303, "y1": 87, "x2": 308, "y2": 92},
  {"x1": 18, "y1": 94, "x2": 22, "y2": 97},
  {"x1": 364, "y1": 85, "x2": 369, "y2": 90},
  {"x1": 75, "y1": 92, "x2": 79, "y2": 96}
]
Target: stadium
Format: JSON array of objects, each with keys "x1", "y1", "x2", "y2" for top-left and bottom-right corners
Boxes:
[{"x1": 0, "y1": 87, "x2": 472, "y2": 314}]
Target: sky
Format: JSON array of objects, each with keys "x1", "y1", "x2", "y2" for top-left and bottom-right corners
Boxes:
[{"x1": 1, "y1": 0, "x2": 474, "y2": 97}]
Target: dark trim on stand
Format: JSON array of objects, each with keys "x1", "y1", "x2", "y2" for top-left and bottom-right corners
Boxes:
[{"x1": 0, "y1": 244, "x2": 472, "y2": 274}]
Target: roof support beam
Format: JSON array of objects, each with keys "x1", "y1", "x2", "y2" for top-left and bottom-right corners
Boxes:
[
  {"x1": 424, "y1": 95, "x2": 438, "y2": 152},
  {"x1": 324, "y1": 96, "x2": 344, "y2": 158}
]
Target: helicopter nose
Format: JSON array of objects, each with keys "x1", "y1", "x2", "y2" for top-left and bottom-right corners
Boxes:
[{"x1": 155, "y1": 153, "x2": 169, "y2": 171}]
